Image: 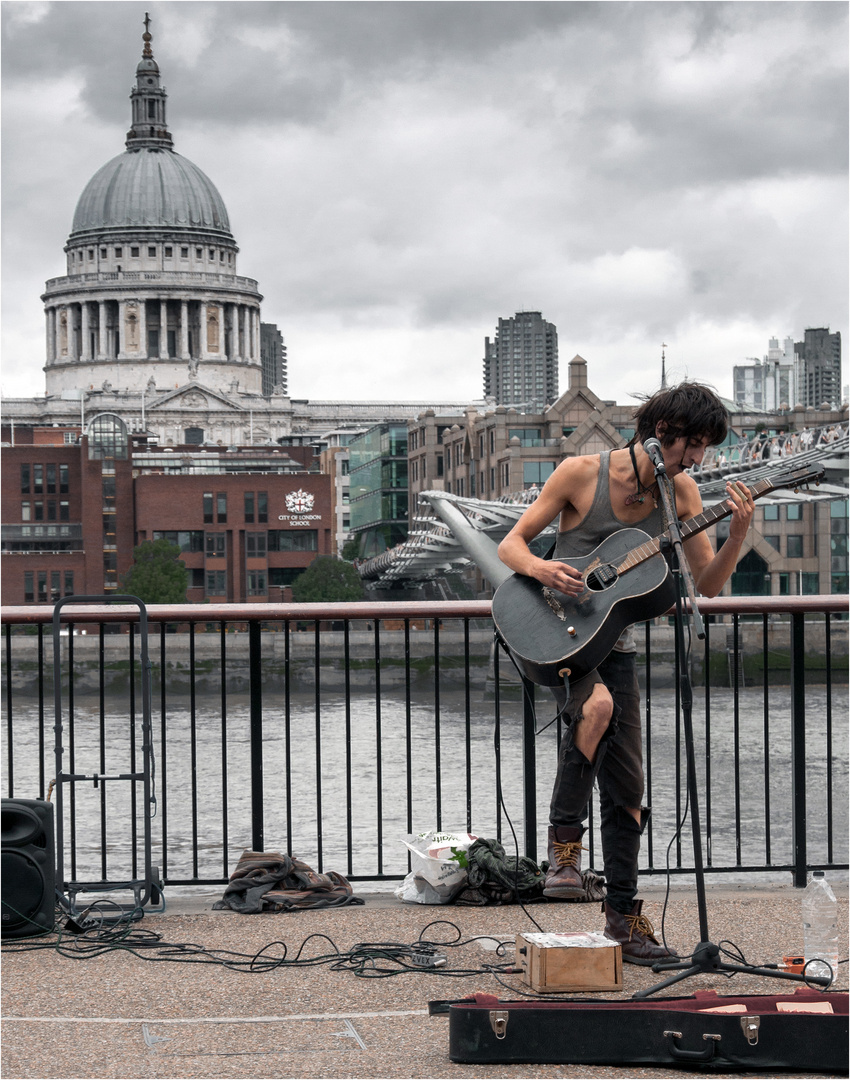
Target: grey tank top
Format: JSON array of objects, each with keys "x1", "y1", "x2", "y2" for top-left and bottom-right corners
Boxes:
[{"x1": 553, "y1": 451, "x2": 669, "y2": 654}]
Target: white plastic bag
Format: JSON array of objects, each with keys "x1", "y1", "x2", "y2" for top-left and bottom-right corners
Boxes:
[{"x1": 394, "y1": 830, "x2": 478, "y2": 904}]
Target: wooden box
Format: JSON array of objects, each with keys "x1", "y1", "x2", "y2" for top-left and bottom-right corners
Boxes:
[{"x1": 516, "y1": 931, "x2": 622, "y2": 993}]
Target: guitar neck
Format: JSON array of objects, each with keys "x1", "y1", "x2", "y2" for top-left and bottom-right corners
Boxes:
[{"x1": 620, "y1": 475, "x2": 779, "y2": 572}]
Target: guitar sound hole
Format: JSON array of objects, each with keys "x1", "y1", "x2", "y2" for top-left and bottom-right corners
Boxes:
[{"x1": 585, "y1": 564, "x2": 618, "y2": 591}]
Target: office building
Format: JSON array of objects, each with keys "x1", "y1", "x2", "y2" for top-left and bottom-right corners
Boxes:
[
  {"x1": 483, "y1": 310, "x2": 558, "y2": 410},
  {"x1": 796, "y1": 327, "x2": 842, "y2": 409}
]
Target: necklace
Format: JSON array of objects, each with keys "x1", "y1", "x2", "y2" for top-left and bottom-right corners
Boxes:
[{"x1": 625, "y1": 444, "x2": 658, "y2": 507}]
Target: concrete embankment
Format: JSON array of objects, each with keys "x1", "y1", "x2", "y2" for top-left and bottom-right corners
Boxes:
[{"x1": 4, "y1": 619, "x2": 846, "y2": 697}]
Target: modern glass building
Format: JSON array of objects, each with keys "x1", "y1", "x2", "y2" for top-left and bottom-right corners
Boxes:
[{"x1": 348, "y1": 424, "x2": 409, "y2": 559}]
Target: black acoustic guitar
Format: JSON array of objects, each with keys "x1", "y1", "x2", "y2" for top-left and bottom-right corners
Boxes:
[{"x1": 492, "y1": 464, "x2": 825, "y2": 687}]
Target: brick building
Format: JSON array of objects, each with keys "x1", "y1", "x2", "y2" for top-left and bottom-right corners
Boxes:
[{"x1": 1, "y1": 414, "x2": 334, "y2": 606}]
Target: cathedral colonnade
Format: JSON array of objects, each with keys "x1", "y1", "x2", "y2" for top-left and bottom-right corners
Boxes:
[{"x1": 44, "y1": 296, "x2": 261, "y2": 366}]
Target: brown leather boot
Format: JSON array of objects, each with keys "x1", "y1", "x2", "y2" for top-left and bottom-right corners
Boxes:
[
  {"x1": 603, "y1": 900, "x2": 675, "y2": 965},
  {"x1": 543, "y1": 825, "x2": 586, "y2": 899}
]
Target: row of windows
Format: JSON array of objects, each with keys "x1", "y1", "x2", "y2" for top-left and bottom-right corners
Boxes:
[
  {"x1": 23, "y1": 570, "x2": 75, "y2": 604},
  {"x1": 203, "y1": 491, "x2": 270, "y2": 524},
  {"x1": 21, "y1": 464, "x2": 70, "y2": 495},
  {"x1": 21, "y1": 501, "x2": 71, "y2": 522},
  {"x1": 202, "y1": 566, "x2": 305, "y2": 597},
  {"x1": 153, "y1": 529, "x2": 318, "y2": 554},
  {"x1": 73, "y1": 245, "x2": 233, "y2": 265},
  {"x1": 763, "y1": 504, "x2": 804, "y2": 521},
  {"x1": 764, "y1": 534, "x2": 806, "y2": 558}
]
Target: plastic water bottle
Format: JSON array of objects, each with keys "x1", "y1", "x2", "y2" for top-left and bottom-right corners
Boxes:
[{"x1": 802, "y1": 870, "x2": 839, "y2": 983}]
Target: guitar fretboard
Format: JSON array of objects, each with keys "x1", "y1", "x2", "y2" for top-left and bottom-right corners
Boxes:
[{"x1": 615, "y1": 470, "x2": 815, "y2": 576}]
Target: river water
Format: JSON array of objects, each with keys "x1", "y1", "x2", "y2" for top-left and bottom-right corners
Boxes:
[{"x1": 4, "y1": 684, "x2": 847, "y2": 892}]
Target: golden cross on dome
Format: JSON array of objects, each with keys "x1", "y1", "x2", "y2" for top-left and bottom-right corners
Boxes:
[{"x1": 142, "y1": 12, "x2": 153, "y2": 58}]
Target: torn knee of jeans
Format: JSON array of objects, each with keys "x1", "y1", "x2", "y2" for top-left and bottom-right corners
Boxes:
[{"x1": 598, "y1": 698, "x2": 622, "y2": 743}]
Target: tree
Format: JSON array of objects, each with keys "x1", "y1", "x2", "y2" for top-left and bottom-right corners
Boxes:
[
  {"x1": 120, "y1": 539, "x2": 188, "y2": 604},
  {"x1": 291, "y1": 556, "x2": 365, "y2": 603},
  {"x1": 341, "y1": 537, "x2": 361, "y2": 562}
]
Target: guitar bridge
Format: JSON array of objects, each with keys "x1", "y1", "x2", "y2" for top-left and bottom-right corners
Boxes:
[{"x1": 543, "y1": 587, "x2": 567, "y2": 621}]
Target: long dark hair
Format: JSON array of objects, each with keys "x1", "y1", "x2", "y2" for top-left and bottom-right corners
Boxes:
[{"x1": 632, "y1": 382, "x2": 729, "y2": 447}]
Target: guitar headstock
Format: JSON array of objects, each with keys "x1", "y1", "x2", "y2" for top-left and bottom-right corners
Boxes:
[{"x1": 773, "y1": 465, "x2": 825, "y2": 493}]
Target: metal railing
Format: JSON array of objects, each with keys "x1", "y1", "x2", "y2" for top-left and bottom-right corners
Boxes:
[{"x1": 1, "y1": 596, "x2": 846, "y2": 895}]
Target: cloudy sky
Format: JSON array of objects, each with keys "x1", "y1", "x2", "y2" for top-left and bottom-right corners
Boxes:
[{"x1": 2, "y1": 0, "x2": 847, "y2": 406}]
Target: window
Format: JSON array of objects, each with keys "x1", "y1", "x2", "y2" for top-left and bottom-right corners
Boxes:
[
  {"x1": 216, "y1": 492, "x2": 227, "y2": 523},
  {"x1": 131, "y1": 246, "x2": 140, "y2": 258},
  {"x1": 257, "y1": 492, "x2": 268, "y2": 524},
  {"x1": 21, "y1": 465, "x2": 30, "y2": 494},
  {"x1": 206, "y1": 570, "x2": 227, "y2": 596},
  {"x1": 786, "y1": 504, "x2": 803, "y2": 521},
  {"x1": 247, "y1": 570, "x2": 267, "y2": 596},
  {"x1": 246, "y1": 533, "x2": 267, "y2": 558},
  {"x1": 267, "y1": 530, "x2": 318, "y2": 552},
  {"x1": 59, "y1": 464, "x2": 69, "y2": 493},
  {"x1": 763, "y1": 505, "x2": 779, "y2": 521},
  {"x1": 148, "y1": 246, "x2": 156, "y2": 258},
  {"x1": 24, "y1": 571, "x2": 34, "y2": 603},
  {"x1": 244, "y1": 492, "x2": 255, "y2": 523},
  {"x1": 100, "y1": 248, "x2": 107, "y2": 259},
  {"x1": 164, "y1": 246, "x2": 172, "y2": 258},
  {"x1": 88, "y1": 249, "x2": 94, "y2": 261},
  {"x1": 801, "y1": 572, "x2": 819, "y2": 594},
  {"x1": 203, "y1": 492, "x2": 214, "y2": 524},
  {"x1": 115, "y1": 247, "x2": 123, "y2": 257},
  {"x1": 270, "y1": 568, "x2": 305, "y2": 587},
  {"x1": 764, "y1": 535, "x2": 781, "y2": 552},
  {"x1": 205, "y1": 533, "x2": 226, "y2": 557},
  {"x1": 153, "y1": 530, "x2": 204, "y2": 553},
  {"x1": 33, "y1": 465, "x2": 43, "y2": 494},
  {"x1": 196, "y1": 247, "x2": 202, "y2": 258},
  {"x1": 181, "y1": 247, "x2": 188, "y2": 258},
  {"x1": 64, "y1": 571, "x2": 74, "y2": 596},
  {"x1": 46, "y1": 464, "x2": 57, "y2": 493},
  {"x1": 21, "y1": 502, "x2": 31, "y2": 522},
  {"x1": 787, "y1": 535, "x2": 803, "y2": 559},
  {"x1": 523, "y1": 462, "x2": 555, "y2": 487}
]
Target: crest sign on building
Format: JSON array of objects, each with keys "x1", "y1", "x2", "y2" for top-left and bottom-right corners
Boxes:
[{"x1": 280, "y1": 488, "x2": 321, "y2": 525}]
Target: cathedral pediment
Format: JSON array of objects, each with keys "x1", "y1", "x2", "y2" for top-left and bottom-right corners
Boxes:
[{"x1": 146, "y1": 383, "x2": 248, "y2": 412}]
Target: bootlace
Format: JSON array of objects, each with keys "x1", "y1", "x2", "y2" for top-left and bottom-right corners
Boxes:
[
  {"x1": 552, "y1": 840, "x2": 586, "y2": 869},
  {"x1": 625, "y1": 912, "x2": 658, "y2": 942}
]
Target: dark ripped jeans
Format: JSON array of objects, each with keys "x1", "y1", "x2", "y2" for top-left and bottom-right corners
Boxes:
[{"x1": 549, "y1": 649, "x2": 647, "y2": 913}]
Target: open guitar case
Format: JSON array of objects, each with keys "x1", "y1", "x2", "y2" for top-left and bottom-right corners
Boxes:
[{"x1": 440, "y1": 989, "x2": 848, "y2": 1071}]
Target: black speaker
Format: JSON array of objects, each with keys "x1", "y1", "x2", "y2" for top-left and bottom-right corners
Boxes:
[{"x1": 1, "y1": 798, "x2": 55, "y2": 938}]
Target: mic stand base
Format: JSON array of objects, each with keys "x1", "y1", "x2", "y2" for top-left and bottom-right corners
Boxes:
[{"x1": 633, "y1": 941, "x2": 830, "y2": 999}]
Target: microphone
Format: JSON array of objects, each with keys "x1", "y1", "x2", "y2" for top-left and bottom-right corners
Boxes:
[{"x1": 643, "y1": 438, "x2": 666, "y2": 472}]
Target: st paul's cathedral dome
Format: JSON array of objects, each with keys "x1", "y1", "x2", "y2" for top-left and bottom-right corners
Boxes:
[{"x1": 42, "y1": 17, "x2": 263, "y2": 399}]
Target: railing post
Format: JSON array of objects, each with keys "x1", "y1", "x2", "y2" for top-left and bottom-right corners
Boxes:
[
  {"x1": 521, "y1": 676, "x2": 538, "y2": 861},
  {"x1": 249, "y1": 621, "x2": 264, "y2": 852},
  {"x1": 790, "y1": 611, "x2": 807, "y2": 887}
]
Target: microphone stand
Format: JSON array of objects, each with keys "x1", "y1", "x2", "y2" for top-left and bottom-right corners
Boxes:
[{"x1": 633, "y1": 451, "x2": 829, "y2": 998}]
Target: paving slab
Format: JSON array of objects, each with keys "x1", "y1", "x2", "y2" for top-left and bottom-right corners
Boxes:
[{"x1": 2, "y1": 883, "x2": 847, "y2": 1079}]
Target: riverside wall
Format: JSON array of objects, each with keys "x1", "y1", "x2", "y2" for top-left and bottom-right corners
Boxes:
[{"x1": 3, "y1": 619, "x2": 847, "y2": 697}]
